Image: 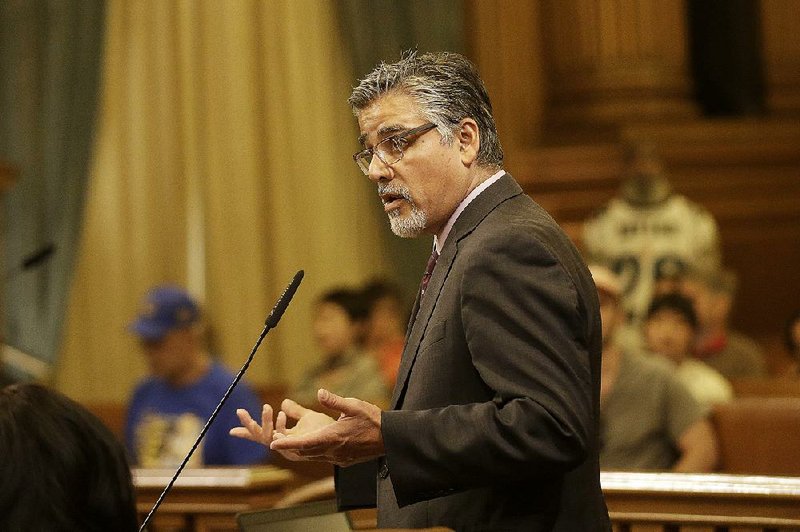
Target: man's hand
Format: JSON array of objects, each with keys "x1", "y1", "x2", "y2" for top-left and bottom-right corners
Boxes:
[
  {"x1": 230, "y1": 403, "x2": 277, "y2": 446},
  {"x1": 270, "y1": 389, "x2": 385, "y2": 467},
  {"x1": 230, "y1": 389, "x2": 385, "y2": 466},
  {"x1": 230, "y1": 400, "x2": 336, "y2": 462}
]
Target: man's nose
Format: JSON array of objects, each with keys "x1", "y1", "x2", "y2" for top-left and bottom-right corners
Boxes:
[{"x1": 367, "y1": 154, "x2": 392, "y2": 183}]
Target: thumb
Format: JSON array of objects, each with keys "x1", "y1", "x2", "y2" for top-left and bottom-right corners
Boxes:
[{"x1": 317, "y1": 388, "x2": 361, "y2": 416}]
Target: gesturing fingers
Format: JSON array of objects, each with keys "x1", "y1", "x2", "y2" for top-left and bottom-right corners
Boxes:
[
  {"x1": 259, "y1": 404, "x2": 274, "y2": 444},
  {"x1": 280, "y1": 398, "x2": 311, "y2": 422},
  {"x1": 317, "y1": 389, "x2": 360, "y2": 415},
  {"x1": 270, "y1": 433, "x2": 325, "y2": 451},
  {"x1": 229, "y1": 404, "x2": 277, "y2": 446},
  {"x1": 275, "y1": 409, "x2": 288, "y2": 434},
  {"x1": 317, "y1": 389, "x2": 382, "y2": 430},
  {"x1": 228, "y1": 426, "x2": 254, "y2": 441},
  {"x1": 230, "y1": 408, "x2": 261, "y2": 443}
]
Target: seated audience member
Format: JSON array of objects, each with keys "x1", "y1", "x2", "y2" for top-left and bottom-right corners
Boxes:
[
  {"x1": 784, "y1": 310, "x2": 800, "y2": 376},
  {"x1": 644, "y1": 292, "x2": 733, "y2": 407},
  {"x1": 0, "y1": 383, "x2": 138, "y2": 531},
  {"x1": 583, "y1": 141, "x2": 721, "y2": 330},
  {"x1": 291, "y1": 287, "x2": 390, "y2": 409},
  {"x1": 681, "y1": 267, "x2": 767, "y2": 378},
  {"x1": 591, "y1": 264, "x2": 718, "y2": 472},
  {"x1": 360, "y1": 278, "x2": 409, "y2": 389},
  {"x1": 125, "y1": 285, "x2": 267, "y2": 467}
]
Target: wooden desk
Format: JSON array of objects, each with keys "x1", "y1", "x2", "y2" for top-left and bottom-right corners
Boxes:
[
  {"x1": 134, "y1": 466, "x2": 294, "y2": 532},
  {"x1": 602, "y1": 471, "x2": 800, "y2": 531},
  {"x1": 135, "y1": 468, "x2": 800, "y2": 531},
  {"x1": 351, "y1": 473, "x2": 800, "y2": 531}
]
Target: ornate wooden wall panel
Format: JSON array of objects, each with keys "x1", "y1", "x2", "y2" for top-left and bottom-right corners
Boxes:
[{"x1": 762, "y1": 0, "x2": 800, "y2": 114}]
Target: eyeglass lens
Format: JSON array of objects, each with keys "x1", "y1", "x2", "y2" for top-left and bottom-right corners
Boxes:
[{"x1": 356, "y1": 137, "x2": 401, "y2": 173}]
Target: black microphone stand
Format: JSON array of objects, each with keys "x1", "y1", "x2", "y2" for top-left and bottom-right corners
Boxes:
[
  {"x1": 139, "y1": 270, "x2": 303, "y2": 531},
  {"x1": 2, "y1": 243, "x2": 56, "y2": 281}
]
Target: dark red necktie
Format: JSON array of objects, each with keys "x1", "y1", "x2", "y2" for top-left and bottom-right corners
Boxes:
[{"x1": 420, "y1": 248, "x2": 439, "y2": 297}]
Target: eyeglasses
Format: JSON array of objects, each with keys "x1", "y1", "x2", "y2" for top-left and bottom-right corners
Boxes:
[{"x1": 353, "y1": 122, "x2": 437, "y2": 175}]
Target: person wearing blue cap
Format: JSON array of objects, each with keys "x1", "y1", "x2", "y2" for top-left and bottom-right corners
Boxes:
[{"x1": 124, "y1": 285, "x2": 267, "y2": 467}]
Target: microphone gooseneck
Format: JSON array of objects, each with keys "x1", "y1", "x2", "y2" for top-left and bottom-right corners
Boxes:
[
  {"x1": 138, "y1": 270, "x2": 304, "y2": 532},
  {"x1": 21, "y1": 243, "x2": 56, "y2": 269},
  {"x1": 266, "y1": 270, "x2": 304, "y2": 328},
  {"x1": 3, "y1": 243, "x2": 56, "y2": 281}
]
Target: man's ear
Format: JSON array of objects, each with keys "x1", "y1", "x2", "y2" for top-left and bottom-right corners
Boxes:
[{"x1": 457, "y1": 118, "x2": 480, "y2": 166}]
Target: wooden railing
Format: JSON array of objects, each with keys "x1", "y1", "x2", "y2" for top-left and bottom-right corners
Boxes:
[
  {"x1": 603, "y1": 471, "x2": 800, "y2": 532},
  {"x1": 134, "y1": 466, "x2": 294, "y2": 532},
  {"x1": 132, "y1": 468, "x2": 800, "y2": 532}
]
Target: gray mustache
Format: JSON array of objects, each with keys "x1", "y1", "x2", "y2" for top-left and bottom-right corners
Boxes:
[{"x1": 377, "y1": 184, "x2": 412, "y2": 202}]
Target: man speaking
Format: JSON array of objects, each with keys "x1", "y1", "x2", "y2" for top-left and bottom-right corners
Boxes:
[{"x1": 232, "y1": 51, "x2": 610, "y2": 531}]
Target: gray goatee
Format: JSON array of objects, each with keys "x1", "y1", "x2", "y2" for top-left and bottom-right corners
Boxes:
[{"x1": 377, "y1": 183, "x2": 427, "y2": 238}]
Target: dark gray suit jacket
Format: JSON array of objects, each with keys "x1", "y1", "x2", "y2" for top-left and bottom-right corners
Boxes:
[{"x1": 338, "y1": 174, "x2": 610, "y2": 531}]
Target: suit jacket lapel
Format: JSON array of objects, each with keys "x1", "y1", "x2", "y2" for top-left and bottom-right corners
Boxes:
[
  {"x1": 391, "y1": 242, "x2": 453, "y2": 406},
  {"x1": 391, "y1": 173, "x2": 523, "y2": 408}
]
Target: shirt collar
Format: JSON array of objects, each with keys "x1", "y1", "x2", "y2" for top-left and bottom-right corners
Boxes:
[{"x1": 433, "y1": 170, "x2": 505, "y2": 254}]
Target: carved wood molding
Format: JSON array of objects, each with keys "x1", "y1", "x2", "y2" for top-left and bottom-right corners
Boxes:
[{"x1": 512, "y1": 118, "x2": 800, "y2": 228}]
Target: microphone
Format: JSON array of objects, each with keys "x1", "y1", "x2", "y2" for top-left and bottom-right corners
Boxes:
[
  {"x1": 22, "y1": 243, "x2": 55, "y2": 269},
  {"x1": 266, "y1": 270, "x2": 304, "y2": 328},
  {"x1": 3, "y1": 243, "x2": 56, "y2": 280},
  {"x1": 139, "y1": 270, "x2": 304, "y2": 532}
]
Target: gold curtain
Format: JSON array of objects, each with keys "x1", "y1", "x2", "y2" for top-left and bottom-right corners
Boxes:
[{"x1": 55, "y1": 0, "x2": 389, "y2": 403}]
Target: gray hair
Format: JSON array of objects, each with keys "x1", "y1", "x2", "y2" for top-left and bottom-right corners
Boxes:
[{"x1": 348, "y1": 50, "x2": 503, "y2": 170}]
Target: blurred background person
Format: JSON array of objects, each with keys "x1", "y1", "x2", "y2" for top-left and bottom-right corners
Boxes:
[
  {"x1": 125, "y1": 285, "x2": 267, "y2": 467},
  {"x1": 360, "y1": 278, "x2": 410, "y2": 390},
  {"x1": 591, "y1": 264, "x2": 718, "y2": 473},
  {"x1": 681, "y1": 267, "x2": 767, "y2": 378},
  {"x1": 583, "y1": 142, "x2": 721, "y2": 341},
  {"x1": 290, "y1": 287, "x2": 390, "y2": 410},
  {"x1": 644, "y1": 292, "x2": 733, "y2": 408},
  {"x1": 0, "y1": 382, "x2": 138, "y2": 531}
]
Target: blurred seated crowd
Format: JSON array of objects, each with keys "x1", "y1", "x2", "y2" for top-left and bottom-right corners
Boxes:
[
  {"x1": 582, "y1": 141, "x2": 798, "y2": 474},
  {"x1": 0, "y1": 278, "x2": 410, "y2": 528},
  {"x1": 108, "y1": 261, "x2": 798, "y2": 477},
  {"x1": 0, "y1": 143, "x2": 797, "y2": 528},
  {"x1": 590, "y1": 258, "x2": 800, "y2": 474},
  {"x1": 121, "y1": 277, "x2": 409, "y2": 469}
]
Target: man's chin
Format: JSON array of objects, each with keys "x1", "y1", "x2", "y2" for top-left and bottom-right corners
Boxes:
[
  {"x1": 389, "y1": 224, "x2": 422, "y2": 238},
  {"x1": 389, "y1": 209, "x2": 427, "y2": 238}
]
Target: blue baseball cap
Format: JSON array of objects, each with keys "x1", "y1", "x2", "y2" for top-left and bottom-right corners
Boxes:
[{"x1": 129, "y1": 285, "x2": 200, "y2": 341}]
